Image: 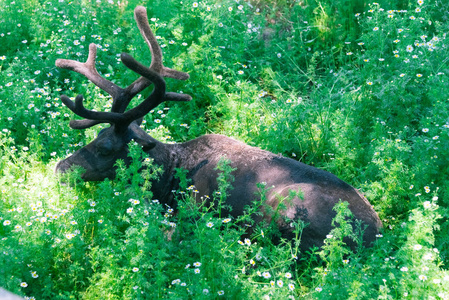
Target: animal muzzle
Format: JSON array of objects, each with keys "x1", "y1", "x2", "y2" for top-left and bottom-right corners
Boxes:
[
  {"x1": 55, "y1": 157, "x2": 117, "y2": 181},
  {"x1": 55, "y1": 159, "x2": 74, "y2": 175}
]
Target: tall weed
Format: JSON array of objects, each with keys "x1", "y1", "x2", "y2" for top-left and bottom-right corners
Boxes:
[{"x1": 1, "y1": 0, "x2": 449, "y2": 298}]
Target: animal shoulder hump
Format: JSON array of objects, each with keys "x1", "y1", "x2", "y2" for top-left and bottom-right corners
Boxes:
[{"x1": 184, "y1": 134, "x2": 274, "y2": 160}]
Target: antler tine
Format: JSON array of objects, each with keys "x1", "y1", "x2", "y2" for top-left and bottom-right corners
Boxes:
[
  {"x1": 123, "y1": 6, "x2": 190, "y2": 98},
  {"x1": 134, "y1": 6, "x2": 163, "y2": 73},
  {"x1": 55, "y1": 44, "x2": 122, "y2": 100},
  {"x1": 134, "y1": 6, "x2": 189, "y2": 79},
  {"x1": 69, "y1": 119, "x2": 103, "y2": 129},
  {"x1": 61, "y1": 94, "x2": 124, "y2": 124}
]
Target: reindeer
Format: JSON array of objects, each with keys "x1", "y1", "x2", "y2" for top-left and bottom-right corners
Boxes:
[{"x1": 55, "y1": 6, "x2": 382, "y2": 250}]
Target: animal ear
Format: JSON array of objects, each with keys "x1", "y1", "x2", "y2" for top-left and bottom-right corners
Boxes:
[
  {"x1": 128, "y1": 122, "x2": 157, "y2": 151},
  {"x1": 135, "y1": 117, "x2": 144, "y2": 126},
  {"x1": 135, "y1": 136, "x2": 157, "y2": 151}
]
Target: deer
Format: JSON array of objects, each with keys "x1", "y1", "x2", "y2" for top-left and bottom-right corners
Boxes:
[{"x1": 55, "y1": 6, "x2": 382, "y2": 251}]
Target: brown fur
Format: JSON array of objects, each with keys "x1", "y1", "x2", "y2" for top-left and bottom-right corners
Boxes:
[{"x1": 56, "y1": 124, "x2": 382, "y2": 250}]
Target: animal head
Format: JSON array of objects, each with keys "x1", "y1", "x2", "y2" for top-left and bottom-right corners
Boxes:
[{"x1": 54, "y1": 6, "x2": 191, "y2": 180}]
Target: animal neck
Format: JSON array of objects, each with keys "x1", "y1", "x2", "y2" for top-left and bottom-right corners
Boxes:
[{"x1": 144, "y1": 140, "x2": 184, "y2": 209}]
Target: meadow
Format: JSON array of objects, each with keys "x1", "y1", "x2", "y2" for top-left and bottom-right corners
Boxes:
[{"x1": 1, "y1": 0, "x2": 449, "y2": 298}]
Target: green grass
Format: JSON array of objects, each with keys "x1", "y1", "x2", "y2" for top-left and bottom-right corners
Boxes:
[{"x1": 1, "y1": 0, "x2": 449, "y2": 298}]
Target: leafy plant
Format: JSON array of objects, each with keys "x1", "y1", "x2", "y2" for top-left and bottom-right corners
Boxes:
[{"x1": 1, "y1": 0, "x2": 449, "y2": 298}]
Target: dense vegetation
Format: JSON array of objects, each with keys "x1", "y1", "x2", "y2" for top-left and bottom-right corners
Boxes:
[{"x1": 1, "y1": 0, "x2": 449, "y2": 298}]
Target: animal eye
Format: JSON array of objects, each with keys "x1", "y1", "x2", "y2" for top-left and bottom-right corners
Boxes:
[{"x1": 97, "y1": 144, "x2": 113, "y2": 156}]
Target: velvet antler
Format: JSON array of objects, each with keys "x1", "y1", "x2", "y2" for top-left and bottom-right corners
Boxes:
[{"x1": 56, "y1": 6, "x2": 191, "y2": 130}]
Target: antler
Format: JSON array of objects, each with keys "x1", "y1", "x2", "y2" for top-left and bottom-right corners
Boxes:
[
  {"x1": 60, "y1": 54, "x2": 165, "y2": 127},
  {"x1": 56, "y1": 6, "x2": 190, "y2": 129},
  {"x1": 56, "y1": 43, "x2": 121, "y2": 99},
  {"x1": 130, "y1": 6, "x2": 189, "y2": 81}
]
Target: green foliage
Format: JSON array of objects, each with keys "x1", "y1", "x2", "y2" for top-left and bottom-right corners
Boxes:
[{"x1": 1, "y1": 0, "x2": 449, "y2": 298}]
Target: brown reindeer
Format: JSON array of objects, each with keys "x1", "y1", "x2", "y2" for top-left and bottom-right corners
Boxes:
[{"x1": 55, "y1": 6, "x2": 381, "y2": 250}]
